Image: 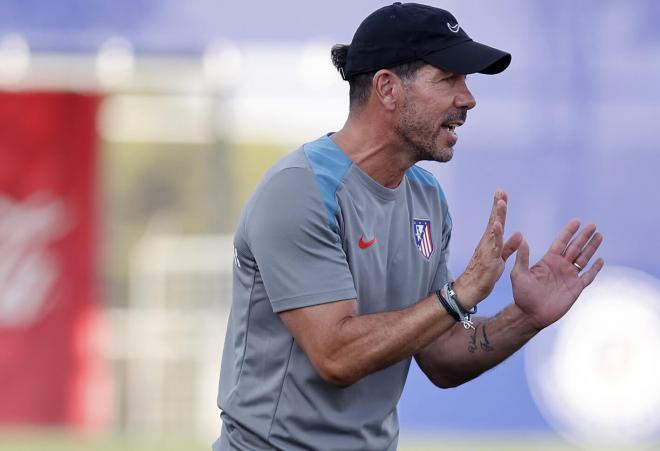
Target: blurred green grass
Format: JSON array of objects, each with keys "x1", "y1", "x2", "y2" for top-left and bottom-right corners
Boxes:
[
  {"x1": 0, "y1": 431, "x2": 208, "y2": 451},
  {"x1": 0, "y1": 431, "x2": 653, "y2": 451}
]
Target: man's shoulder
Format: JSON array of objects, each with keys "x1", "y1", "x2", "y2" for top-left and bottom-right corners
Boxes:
[
  {"x1": 259, "y1": 134, "x2": 352, "y2": 187},
  {"x1": 240, "y1": 135, "x2": 353, "y2": 235},
  {"x1": 260, "y1": 146, "x2": 309, "y2": 182},
  {"x1": 406, "y1": 164, "x2": 438, "y2": 186},
  {"x1": 244, "y1": 148, "x2": 312, "y2": 216},
  {"x1": 405, "y1": 164, "x2": 448, "y2": 204}
]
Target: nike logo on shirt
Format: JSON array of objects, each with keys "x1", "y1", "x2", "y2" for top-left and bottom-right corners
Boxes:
[{"x1": 358, "y1": 235, "x2": 376, "y2": 249}]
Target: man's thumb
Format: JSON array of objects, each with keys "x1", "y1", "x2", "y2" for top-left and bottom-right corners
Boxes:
[
  {"x1": 502, "y1": 231, "x2": 523, "y2": 261},
  {"x1": 514, "y1": 238, "x2": 530, "y2": 272}
]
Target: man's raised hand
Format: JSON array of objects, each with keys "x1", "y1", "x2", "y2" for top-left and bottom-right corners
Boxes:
[
  {"x1": 511, "y1": 219, "x2": 605, "y2": 330},
  {"x1": 453, "y1": 189, "x2": 523, "y2": 309}
]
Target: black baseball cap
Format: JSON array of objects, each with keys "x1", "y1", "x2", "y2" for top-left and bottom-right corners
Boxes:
[{"x1": 341, "y1": 2, "x2": 511, "y2": 79}]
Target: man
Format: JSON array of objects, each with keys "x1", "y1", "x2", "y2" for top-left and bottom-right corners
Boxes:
[{"x1": 213, "y1": 3, "x2": 604, "y2": 450}]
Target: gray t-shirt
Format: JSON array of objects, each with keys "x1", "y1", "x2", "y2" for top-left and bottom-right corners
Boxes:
[{"x1": 214, "y1": 135, "x2": 452, "y2": 451}]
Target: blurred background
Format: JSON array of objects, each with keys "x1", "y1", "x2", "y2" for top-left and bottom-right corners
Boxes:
[{"x1": 0, "y1": 1, "x2": 659, "y2": 450}]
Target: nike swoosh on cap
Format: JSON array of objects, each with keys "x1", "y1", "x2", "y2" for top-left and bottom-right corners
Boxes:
[{"x1": 447, "y1": 22, "x2": 460, "y2": 33}]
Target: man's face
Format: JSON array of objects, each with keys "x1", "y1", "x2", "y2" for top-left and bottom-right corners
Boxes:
[{"x1": 394, "y1": 64, "x2": 476, "y2": 163}]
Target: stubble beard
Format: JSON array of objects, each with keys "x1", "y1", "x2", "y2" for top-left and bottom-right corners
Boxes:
[{"x1": 394, "y1": 97, "x2": 454, "y2": 164}]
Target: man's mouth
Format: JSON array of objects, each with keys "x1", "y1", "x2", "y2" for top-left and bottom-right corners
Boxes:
[{"x1": 441, "y1": 120, "x2": 464, "y2": 135}]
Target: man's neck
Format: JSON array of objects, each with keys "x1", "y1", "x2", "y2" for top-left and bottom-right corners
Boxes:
[{"x1": 330, "y1": 116, "x2": 415, "y2": 189}]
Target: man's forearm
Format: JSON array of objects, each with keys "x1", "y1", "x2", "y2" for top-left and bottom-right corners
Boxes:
[
  {"x1": 310, "y1": 295, "x2": 457, "y2": 387},
  {"x1": 415, "y1": 303, "x2": 539, "y2": 388}
]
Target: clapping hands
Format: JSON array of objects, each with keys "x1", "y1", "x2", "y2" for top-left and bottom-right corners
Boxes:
[{"x1": 453, "y1": 191, "x2": 604, "y2": 329}]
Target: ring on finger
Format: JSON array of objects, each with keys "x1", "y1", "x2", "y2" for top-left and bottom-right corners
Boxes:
[{"x1": 572, "y1": 262, "x2": 583, "y2": 271}]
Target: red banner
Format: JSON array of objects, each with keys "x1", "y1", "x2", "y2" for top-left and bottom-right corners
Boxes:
[{"x1": 0, "y1": 92, "x2": 108, "y2": 429}]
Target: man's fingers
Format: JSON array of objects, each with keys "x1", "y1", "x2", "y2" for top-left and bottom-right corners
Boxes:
[
  {"x1": 514, "y1": 238, "x2": 530, "y2": 272},
  {"x1": 482, "y1": 190, "x2": 507, "y2": 251},
  {"x1": 580, "y1": 257, "x2": 605, "y2": 287},
  {"x1": 548, "y1": 219, "x2": 581, "y2": 255},
  {"x1": 502, "y1": 231, "x2": 523, "y2": 261},
  {"x1": 486, "y1": 220, "x2": 503, "y2": 256},
  {"x1": 563, "y1": 223, "x2": 597, "y2": 262},
  {"x1": 487, "y1": 189, "x2": 507, "y2": 228},
  {"x1": 573, "y1": 232, "x2": 603, "y2": 270},
  {"x1": 496, "y1": 199, "x2": 507, "y2": 232},
  {"x1": 495, "y1": 189, "x2": 508, "y2": 231}
]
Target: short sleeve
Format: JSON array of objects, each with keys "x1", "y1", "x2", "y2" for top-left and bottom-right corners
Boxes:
[
  {"x1": 432, "y1": 199, "x2": 453, "y2": 291},
  {"x1": 246, "y1": 168, "x2": 357, "y2": 313}
]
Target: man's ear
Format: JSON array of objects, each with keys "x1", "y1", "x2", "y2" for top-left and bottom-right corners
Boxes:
[{"x1": 371, "y1": 69, "x2": 404, "y2": 112}]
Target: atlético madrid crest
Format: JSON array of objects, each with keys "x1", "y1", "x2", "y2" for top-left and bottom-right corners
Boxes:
[{"x1": 413, "y1": 219, "x2": 433, "y2": 259}]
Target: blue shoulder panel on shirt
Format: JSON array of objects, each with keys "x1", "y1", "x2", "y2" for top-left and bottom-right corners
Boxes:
[
  {"x1": 406, "y1": 165, "x2": 448, "y2": 203},
  {"x1": 407, "y1": 165, "x2": 452, "y2": 228},
  {"x1": 303, "y1": 135, "x2": 353, "y2": 234}
]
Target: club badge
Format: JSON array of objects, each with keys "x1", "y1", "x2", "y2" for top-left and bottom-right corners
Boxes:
[{"x1": 413, "y1": 219, "x2": 433, "y2": 259}]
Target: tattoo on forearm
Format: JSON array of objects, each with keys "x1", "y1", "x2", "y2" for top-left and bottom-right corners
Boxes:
[
  {"x1": 467, "y1": 322, "x2": 494, "y2": 353},
  {"x1": 468, "y1": 325, "x2": 478, "y2": 353},
  {"x1": 480, "y1": 322, "x2": 494, "y2": 352}
]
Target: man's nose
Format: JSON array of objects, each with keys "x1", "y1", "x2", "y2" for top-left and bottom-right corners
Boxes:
[{"x1": 455, "y1": 81, "x2": 476, "y2": 110}]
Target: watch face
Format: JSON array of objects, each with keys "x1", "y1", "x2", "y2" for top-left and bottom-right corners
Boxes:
[{"x1": 525, "y1": 266, "x2": 660, "y2": 448}]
